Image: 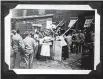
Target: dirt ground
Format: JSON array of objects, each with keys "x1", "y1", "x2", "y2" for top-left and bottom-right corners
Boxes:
[
  {"x1": 11, "y1": 53, "x2": 81, "y2": 69},
  {"x1": 31, "y1": 53, "x2": 81, "y2": 69}
]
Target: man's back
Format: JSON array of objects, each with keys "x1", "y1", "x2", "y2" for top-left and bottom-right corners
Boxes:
[
  {"x1": 23, "y1": 36, "x2": 35, "y2": 50},
  {"x1": 12, "y1": 33, "x2": 22, "y2": 41},
  {"x1": 12, "y1": 33, "x2": 22, "y2": 46}
]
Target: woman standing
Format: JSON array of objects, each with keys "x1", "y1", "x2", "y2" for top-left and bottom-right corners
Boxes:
[{"x1": 40, "y1": 31, "x2": 53, "y2": 61}]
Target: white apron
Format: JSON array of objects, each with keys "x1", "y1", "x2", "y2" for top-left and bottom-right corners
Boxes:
[
  {"x1": 40, "y1": 37, "x2": 52, "y2": 56},
  {"x1": 40, "y1": 43, "x2": 50, "y2": 56}
]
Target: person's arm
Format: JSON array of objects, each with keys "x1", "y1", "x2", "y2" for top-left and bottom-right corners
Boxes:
[
  {"x1": 19, "y1": 37, "x2": 25, "y2": 49},
  {"x1": 33, "y1": 39, "x2": 36, "y2": 50}
]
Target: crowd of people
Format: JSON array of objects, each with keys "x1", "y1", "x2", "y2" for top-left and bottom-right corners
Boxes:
[{"x1": 10, "y1": 27, "x2": 94, "y2": 69}]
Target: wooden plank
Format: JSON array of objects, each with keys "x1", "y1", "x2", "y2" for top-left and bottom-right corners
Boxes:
[{"x1": 53, "y1": 41, "x2": 62, "y2": 61}]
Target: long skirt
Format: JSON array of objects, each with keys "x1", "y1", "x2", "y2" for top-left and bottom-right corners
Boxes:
[
  {"x1": 34, "y1": 45, "x2": 38, "y2": 58},
  {"x1": 50, "y1": 45, "x2": 54, "y2": 59},
  {"x1": 40, "y1": 44, "x2": 51, "y2": 61},
  {"x1": 40, "y1": 44, "x2": 50, "y2": 56},
  {"x1": 36, "y1": 44, "x2": 42, "y2": 60}
]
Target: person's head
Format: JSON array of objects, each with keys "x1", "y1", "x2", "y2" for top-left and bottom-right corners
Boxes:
[
  {"x1": 55, "y1": 32, "x2": 58, "y2": 36},
  {"x1": 36, "y1": 31, "x2": 39, "y2": 34},
  {"x1": 11, "y1": 33, "x2": 13, "y2": 39},
  {"x1": 78, "y1": 30, "x2": 82, "y2": 34},
  {"x1": 30, "y1": 32, "x2": 34, "y2": 38},
  {"x1": 24, "y1": 31, "x2": 29, "y2": 37},
  {"x1": 45, "y1": 30, "x2": 50, "y2": 36},
  {"x1": 17, "y1": 29, "x2": 20, "y2": 34},
  {"x1": 11, "y1": 30, "x2": 16, "y2": 35},
  {"x1": 64, "y1": 35, "x2": 67, "y2": 38},
  {"x1": 44, "y1": 31, "x2": 47, "y2": 36}
]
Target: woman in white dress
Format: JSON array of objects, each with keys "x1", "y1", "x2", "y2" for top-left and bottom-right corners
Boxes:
[{"x1": 40, "y1": 31, "x2": 52, "y2": 61}]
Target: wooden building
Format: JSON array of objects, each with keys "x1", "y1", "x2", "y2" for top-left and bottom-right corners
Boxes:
[{"x1": 11, "y1": 14, "x2": 53, "y2": 33}]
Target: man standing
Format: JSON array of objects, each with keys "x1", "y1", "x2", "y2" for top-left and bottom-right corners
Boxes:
[
  {"x1": 11, "y1": 29, "x2": 24, "y2": 68},
  {"x1": 72, "y1": 31, "x2": 78, "y2": 54},
  {"x1": 34, "y1": 31, "x2": 39, "y2": 58},
  {"x1": 59, "y1": 35, "x2": 68, "y2": 60},
  {"x1": 65, "y1": 33, "x2": 72, "y2": 57},
  {"x1": 23, "y1": 31, "x2": 36, "y2": 69},
  {"x1": 78, "y1": 30, "x2": 85, "y2": 54},
  {"x1": 11, "y1": 30, "x2": 16, "y2": 68}
]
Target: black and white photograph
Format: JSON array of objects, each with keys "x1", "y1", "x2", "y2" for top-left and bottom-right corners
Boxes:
[
  {"x1": 10, "y1": 9, "x2": 95, "y2": 70},
  {"x1": 1, "y1": 1, "x2": 103, "y2": 77},
  {"x1": 1, "y1": 1, "x2": 102, "y2": 79}
]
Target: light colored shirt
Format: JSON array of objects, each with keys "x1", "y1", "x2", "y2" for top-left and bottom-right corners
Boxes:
[
  {"x1": 43, "y1": 36, "x2": 52, "y2": 45},
  {"x1": 12, "y1": 33, "x2": 22, "y2": 41},
  {"x1": 65, "y1": 35, "x2": 72, "y2": 45},
  {"x1": 79, "y1": 33, "x2": 85, "y2": 40},
  {"x1": 12, "y1": 33, "x2": 24, "y2": 48},
  {"x1": 23, "y1": 36, "x2": 36, "y2": 50},
  {"x1": 34, "y1": 34, "x2": 39, "y2": 45},
  {"x1": 39, "y1": 38, "x2": 44, "y2": 45},
  {"x1": 34, "y1": 34, "x2": 39, "y2": 40},
  {"x1": 12, "y1": 33, "x2": 25, "y2": 52},
  {"x1": 56, "y1": 36, "x2": 67, "y2": 46}
]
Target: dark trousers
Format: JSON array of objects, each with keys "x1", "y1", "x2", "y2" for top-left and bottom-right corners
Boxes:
[
  {"x1": 20, "y1": 53, "x2": 33, "y2": 69},
  {"x1": 26, "y1": 53, "x2": 33, "y2": 69},
  {"x1": 77, "y1": 43, "x2": 84, "y2": 54},
  {"x1": 14, "y1": 51, "x2": 21, "y2": 68},
  {"x1": 71, "y1": 42, "x2": 77, "y2": 54},
  {"x1": 36, "y1": 44, "x2": 42, "y2": 60},
  {"x1": 10, "y1": 52, "x2": 16, "y2": 69},
  {"x1": 62, "y1": 46, "x2": 69, "y2": 60}
]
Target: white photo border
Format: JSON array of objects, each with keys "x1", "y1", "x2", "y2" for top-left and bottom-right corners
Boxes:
[{"x1": 5, "y1": 4, "x2": 100, "y2": 74}]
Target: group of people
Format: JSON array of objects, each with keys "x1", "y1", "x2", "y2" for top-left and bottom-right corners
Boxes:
[
  {"x1": 10, "y1": 29, "x2": 55, "y2": 69},
  {"x1": 10, "y1": 28, "x2": 93, "y2": 69},
  {"x1": 70, "y1": 30, "x2": 85, "y2": 54}
]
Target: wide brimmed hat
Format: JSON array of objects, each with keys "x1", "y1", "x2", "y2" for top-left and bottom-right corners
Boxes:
[{"x1": 11, "y1": 30, "x2": 16, "y2": 34}]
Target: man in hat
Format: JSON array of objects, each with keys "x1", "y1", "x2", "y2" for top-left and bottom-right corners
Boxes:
[
  {"x1": 11, "y1": 29, "x2": 24, "y2": 68},
  {"x1": 23, "y1": 31, "x2": 36, "y2": 68},
  {"x1": 11, "y1": 30, "x2": 16, "y2": 68},
  {"x1": 77, "y1": 30, "x2": 85, "y2": 54}
]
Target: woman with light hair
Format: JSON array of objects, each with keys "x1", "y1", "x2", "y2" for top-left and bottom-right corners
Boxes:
[{"x1": 40, "y1": 30, "x2": 53, "y2": 61}]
